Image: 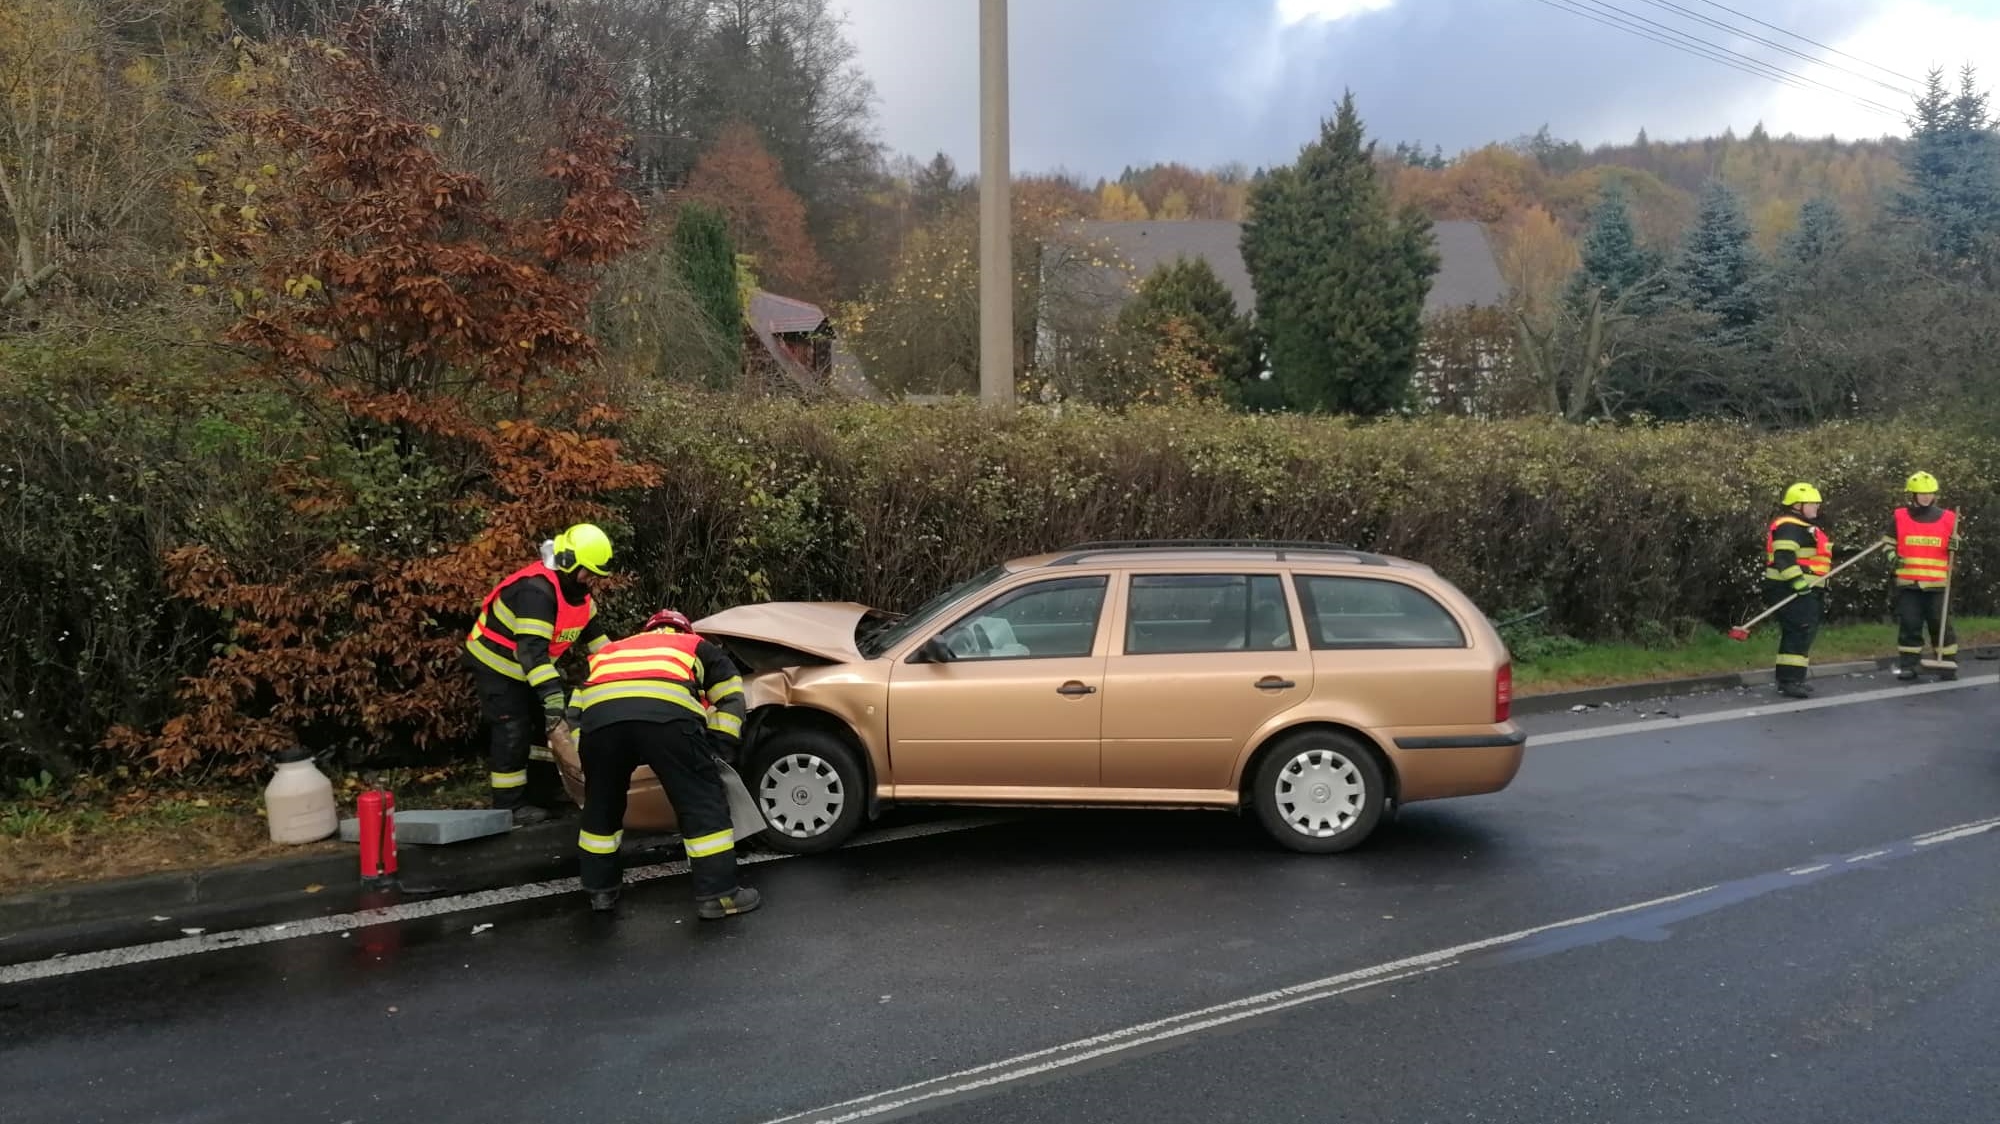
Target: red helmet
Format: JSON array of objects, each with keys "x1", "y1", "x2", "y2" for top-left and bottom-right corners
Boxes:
[{"x1": 643, "y1": 608, "x2": 693, "y2": 634}]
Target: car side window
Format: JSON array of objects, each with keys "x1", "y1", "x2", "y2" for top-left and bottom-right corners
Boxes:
[
  {"x1": 1124, "y1": 574, "x2": 1295, "y2": 655},
  {"x1": 1293, "y1": 575, "x2": 1466, "y2": 650},
  {"x1": 932, "y1": 576, "x2": 1108, "y2": 661}
]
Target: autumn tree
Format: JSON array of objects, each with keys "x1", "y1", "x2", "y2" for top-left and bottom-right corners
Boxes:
[
  {"x1": 1097, "y1": 181, "x2": 1150, "y2": 222},
  {"x1": 0, "y1": 0, "x2": 221, "y2": 313},
  {"x1": 682, "y1": 121, "x2": 833, "y2": 300},
  {"x1": 128, "y1": 16, "x2": 655, "y2": 771},
  {"x1": 1241, "y1": 92, "x2": 1438, "y2": 415}
]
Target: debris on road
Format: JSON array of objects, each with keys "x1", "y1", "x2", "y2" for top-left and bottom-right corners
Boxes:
[{"x1": 471, "y1": 923, "x2": 494, "y2": 935}]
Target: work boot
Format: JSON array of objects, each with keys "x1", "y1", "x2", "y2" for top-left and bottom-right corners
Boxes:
[
  {"x1": 1896, "y1": 667, "x2": 1919, "y2": 682},
  {"x1": 510, "y1": 805, "x2": 552, "y2": 827},
  {"x1": 1777, "y1": 682, "x2": 1811, "y2": 700},
  {"x1": 587, "y1": 889, "x2": 620, "y2": 913},
  {"x1": 697, "y1": 886, "x2": 762, "y2": 920}
]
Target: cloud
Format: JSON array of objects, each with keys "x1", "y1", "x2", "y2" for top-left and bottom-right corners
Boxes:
[{"x1": 839, "y1": 0, "x2": 1964, "y2": 177}]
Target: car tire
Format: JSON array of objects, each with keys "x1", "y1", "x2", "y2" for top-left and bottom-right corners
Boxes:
[
  {"x1": 1250, "y1": 730, "x2": 1388, "y2": 854},
  {"x1": 745, "y1": 728, "x2": 866, "y2": 855}
]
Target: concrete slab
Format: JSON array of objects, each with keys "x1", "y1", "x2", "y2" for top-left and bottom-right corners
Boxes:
[{"x1": 337, "y1": 809, "x2": 513, "y2": 846}]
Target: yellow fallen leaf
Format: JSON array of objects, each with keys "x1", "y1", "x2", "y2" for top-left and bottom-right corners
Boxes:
[
  {"x1": 193, "y1": 798, "x2": 211, "y2": 808},
  {"x1": 303, "y1": 883, "x2": 323, "y2": 894}
]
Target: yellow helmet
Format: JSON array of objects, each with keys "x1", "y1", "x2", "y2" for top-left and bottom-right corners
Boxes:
[
  {"x1": 1781, "y1": 482, "x2": 1822, "y2": 507},
  {"x1": 1905, "y1": 471, "x2": 1940, "y2": 494},
  {"x1": 551, "y1": 523, "x2": 613, "y2": 576}
]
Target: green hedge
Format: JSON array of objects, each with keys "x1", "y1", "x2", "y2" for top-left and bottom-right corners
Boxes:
[{"x1": 616, "y1": 393, "x2": 1997, "y2": 643}]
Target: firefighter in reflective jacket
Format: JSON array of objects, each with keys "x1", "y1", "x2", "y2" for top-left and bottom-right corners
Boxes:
[
  {"x1": 1765, "y1": 483, "x2": 1833, "y2": 699},
  {"x1": 1888, "y1": 471, "x2": 1961, "y2": 681},
  {"x1": 565, "y1": 608, "x2": 761, "y2": 919},
  {"x1": 463, "y1": 525, "x2": 613, "y2": 826}
]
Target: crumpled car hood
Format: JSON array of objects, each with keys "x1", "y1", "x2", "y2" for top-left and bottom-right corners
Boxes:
[{"x1": 694, "y1": 601, "x2": 882, "y2": 669}]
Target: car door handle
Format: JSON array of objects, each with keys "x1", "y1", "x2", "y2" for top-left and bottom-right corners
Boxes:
[
  {"x1": 1056, "y1": 682, "x2": 1098, "y2": 697},
  {"x1": 1255, "y1": 677, "x2": 1297, "y2": 691}
]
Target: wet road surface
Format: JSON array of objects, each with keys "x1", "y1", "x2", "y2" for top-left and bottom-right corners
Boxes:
[{"x1": 3, "y1": 672, "x2": 1997, "y2": 1124}]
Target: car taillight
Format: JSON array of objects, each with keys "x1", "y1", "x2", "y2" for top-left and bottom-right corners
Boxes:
[{"x1": 1495, "y1": 661, "x2": 1513, "y2": 723}]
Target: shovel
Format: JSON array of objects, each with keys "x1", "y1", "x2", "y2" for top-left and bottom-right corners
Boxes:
[
  {"x1": 1728, "y1": 539, "x2": 1888, "y2": 642},
  {"x1": 1920, "y1": 550, "x2": 1958, "y2": 672}
]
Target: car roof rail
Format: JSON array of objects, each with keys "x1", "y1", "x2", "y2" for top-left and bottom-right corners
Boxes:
[{"x1": 1048, "y1": 540, "x2": 1392, "y2": 566}]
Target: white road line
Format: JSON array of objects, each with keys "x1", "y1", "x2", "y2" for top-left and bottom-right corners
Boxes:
[
  {"x1": 755, "y1": 809, "x2": 2000, "y2": 1124},
  {"x1": 0, "y1": 816, "x2": 1011, "y2": 987},
  {"x1": 1787, "y1": 864, "x2": 1831, "y2": 876},
  {"x1": 1529, "y1": 673, "x2": 1993, "y2": 747},
  {"x1": 1914, "y1": 816, "x2": 2000, "y2": 847},
  {"x1": 753, "y1": 885, "x2": 1718, "y2": 1124},
  {"x1": 1847, "y1": 850, "x2": 1892, "y2": 863}
]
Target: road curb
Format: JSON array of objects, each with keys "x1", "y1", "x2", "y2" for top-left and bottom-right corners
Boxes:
[
  {"x1": 0, "y1": 820, "x2": 694, "y2": 968},
  {"x1": 1515, "y1": 645, "x2": 1998, "y2": 715}
]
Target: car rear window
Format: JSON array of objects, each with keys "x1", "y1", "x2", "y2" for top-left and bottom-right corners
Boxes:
[
  {"x1": 1125, "y1": 574, "x2": 1294, "y2": 654},
  {"x1": 1292, "y1": 575, "x2": 1466, "y2": 650}
]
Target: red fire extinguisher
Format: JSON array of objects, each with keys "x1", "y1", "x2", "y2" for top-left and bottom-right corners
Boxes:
[{"x1": 357, "y1": 788, "x2": 399, "y2": 887}]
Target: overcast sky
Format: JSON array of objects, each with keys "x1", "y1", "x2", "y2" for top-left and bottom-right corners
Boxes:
[{"x1": 838, "y1": 0, "x2": 2000, "y2": 176}]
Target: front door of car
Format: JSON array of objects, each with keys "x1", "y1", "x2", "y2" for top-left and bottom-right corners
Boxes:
[
  {"x1": 1100, "y1": 573, "x2": 1315, "y2": 794},
  {"x1": 887, "y1": 574, "x2": 1112, "y2": 793}
]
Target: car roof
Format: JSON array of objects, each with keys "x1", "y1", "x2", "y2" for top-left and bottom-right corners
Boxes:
[{"x1": 1002, "y1": 541, "x2": 1433, "y2": 575}]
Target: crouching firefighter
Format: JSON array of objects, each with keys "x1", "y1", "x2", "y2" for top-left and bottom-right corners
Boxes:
[
  {"x1": 1765, "y1": 483, "x2": 1832, "y2": 700},
  {"x1": 566, "y1": 609, "x2": 762, "y2": 919},
  {"x1": 1890, "y1": 471, "x2": 1961, "y2": 681},
  {"x1": 463, "y1": 525, "x2": 613, "y2": 826}
]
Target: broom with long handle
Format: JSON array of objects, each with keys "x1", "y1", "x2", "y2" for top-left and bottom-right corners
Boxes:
[{"x1": 1727, "y1": 539, "x2": 1889, "y2": 642}]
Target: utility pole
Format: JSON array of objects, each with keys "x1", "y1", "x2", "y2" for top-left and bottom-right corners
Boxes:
[{"x1": 978, "y1": 0, "x2": 1015, "y2": 410}]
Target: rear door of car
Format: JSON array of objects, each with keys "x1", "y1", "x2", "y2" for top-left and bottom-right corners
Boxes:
[{"x1": 1099, "y1": 571, "x2": 1315, "y2": 795}]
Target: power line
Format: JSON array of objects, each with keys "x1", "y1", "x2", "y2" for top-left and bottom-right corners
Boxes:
[
  {"x1": 1691, "y1": 0, "x2": 1926, "y2": 86},
  {"x1": 1577, "y1": 0, "x2": 1912, "y2": 117},
  {"x1": 1531, "y1": 0, "x2": 1833, "y2": 105},
  {"x1": 1629, "y1": 0, "x2": 1919, "y2": 102},
  {"x1": 1534, "y1": 0, "x2": 1907, "y2": 120}
]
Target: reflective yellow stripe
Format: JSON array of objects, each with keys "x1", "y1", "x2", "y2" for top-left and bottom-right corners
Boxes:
[
  {"x1": 586, "y1": 635, "x2": 609, "y2": 654},
  {"x1": 684, "y1": 828, "x2": 734, "y2": 858},
  {"x1": 527, "y1": 663, "x2": 561, "y2": 687},
  {"x1": 466, "y1": 637, "x2": 527, "y2": 680},
  {"x1": 490, "y1": 770, "x2": 527, "y2": 789},
  {"x1": 528, "y1": 746, "x2": 555, "y2": 763},
  {"x1": 1775, "y1": 654, "x2": 1810, "y2": 668},
  {"x1": 490, "y1": 600, "x2": 524, "y2": 631},
  {"x1": 588, "y1": 656, "x2": 700, "y2": 681},
  {"x1": 1898, "y1": 646, "x2": 1925, "y2": 654},
  {"x1": 575, "y1": 681, "x2": 708, "y2": 717},
  {"x1": 708, "y1": 709, "x2": 744, "y2": 736},
  {"x1": 1940, "y1": 645, "x2": 1959, "y2": 657},
  {"x1": 708, "y1": 677, "x2": 744, "y2": 702},
  {"x1": 512, "y1": 617, "x2": 555, "y2": 640},
  {"x1": 578, "y1": 830, "x2": 622, "y2": 855}
]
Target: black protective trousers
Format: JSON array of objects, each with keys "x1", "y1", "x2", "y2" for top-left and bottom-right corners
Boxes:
[
  {"x1": 1768, "y1": 587, "x2": 1822, "y2": 684},
  {"x1": 576, "y1": 717, "x2": 739, "y2": 899},
  {"x1": 470, "y1": 667, "x2": 561, "y2": 809},
  {"x1": 1895, "y1": 586, "x2": 1959, "y2": 671}
]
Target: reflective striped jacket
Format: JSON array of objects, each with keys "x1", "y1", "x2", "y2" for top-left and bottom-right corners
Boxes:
[{"x1": 574, "y1": 629, "x2": 746, "y2": 744}]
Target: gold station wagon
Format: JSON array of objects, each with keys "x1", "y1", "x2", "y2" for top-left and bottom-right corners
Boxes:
[{"x1": 558, "y1": 542, "x2": 1526, "y2": 855}]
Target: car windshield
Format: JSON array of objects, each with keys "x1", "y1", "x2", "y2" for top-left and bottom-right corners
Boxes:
[{"x1": 856, "y1": 565, "x2": 1007, "y2": 659}]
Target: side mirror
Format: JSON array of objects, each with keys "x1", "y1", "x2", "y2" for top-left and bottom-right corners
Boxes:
[{"x1": 915, "y1": 636, "x2": 956, "y2": 664}]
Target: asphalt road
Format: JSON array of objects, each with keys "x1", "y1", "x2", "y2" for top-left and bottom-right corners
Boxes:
[{"x1": 3, "y1": 672, "x2": 1997, "y2": 1124}]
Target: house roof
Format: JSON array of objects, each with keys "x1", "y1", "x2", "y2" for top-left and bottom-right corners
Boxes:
[
  {"x1": 749, "y1": 289, "x2": 829, "y2": 335},
  {"x1": 1072, "y1": 219, "x2": 1508, "y2": 317}
]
